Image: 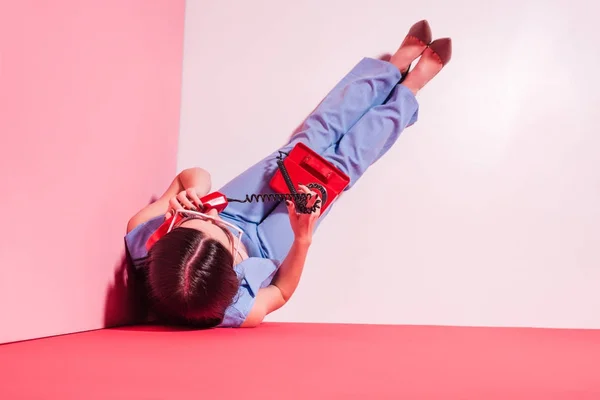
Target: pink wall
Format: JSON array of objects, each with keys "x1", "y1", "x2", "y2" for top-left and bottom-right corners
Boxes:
[{"x1": 0, "y1": 1, "x2": 185, "y2": 344}]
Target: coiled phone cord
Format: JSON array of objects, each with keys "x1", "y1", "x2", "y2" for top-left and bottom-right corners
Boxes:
[{"x1": 226, "y1": 151, "x2": 324, "y2": 214}]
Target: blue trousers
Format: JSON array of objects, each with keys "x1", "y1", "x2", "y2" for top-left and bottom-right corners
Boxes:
[{"x1": 219, "y1": 57, "x2": 419, "y2": 263}]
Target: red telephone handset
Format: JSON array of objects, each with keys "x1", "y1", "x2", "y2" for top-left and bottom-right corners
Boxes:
[
  {"x1": 145, "y1": 191, "x2": 229, "y2": 250},
  {"x1": 199, "y1": 191, "x2": 229, "y2": 213}
]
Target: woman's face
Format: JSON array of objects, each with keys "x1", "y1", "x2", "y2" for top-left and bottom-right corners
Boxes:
[{"x1": 175, "y1": 209, "x2": 236, "y2": 256}]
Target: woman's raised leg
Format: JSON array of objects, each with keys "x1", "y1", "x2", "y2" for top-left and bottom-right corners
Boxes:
[
  {"x1": 218, "y1": 21, "x2": 433, "y2": 225},
  {"x1": 286, "y1": 57, "x2": 403, "y2": 153},
  {"x1": 256, "y1": 36, "x2": 452, "y2": 262},
  {"x1": 323, "y1": 37, "x2": 453, "y2": 188},
  {"x1": 218, "y1": 58, "x2": 403, "y2": 224}
]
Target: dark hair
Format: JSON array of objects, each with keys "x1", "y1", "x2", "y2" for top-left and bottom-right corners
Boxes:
[{"x1": 145, "y1": 227, "x2": 240, "y2": 328}]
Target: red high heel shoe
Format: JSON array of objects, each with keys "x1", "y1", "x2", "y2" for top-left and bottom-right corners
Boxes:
[
  {"x1": 427, "y1": 38, "x2": 452, "y2": 66},
  {"x1": 399, "y1": 37, "x2": 452, "y2": 93},
  {"x1": 405, "y1": 20, "x2": 433, "y2": 46},
  {"x1": 398, "y1": 20, "x2": 433, "y2": 80}
]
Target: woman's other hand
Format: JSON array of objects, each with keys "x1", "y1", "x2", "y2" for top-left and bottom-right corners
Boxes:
[{"x1": 285, "y1": 184, "x2": 322, "y2": 244}]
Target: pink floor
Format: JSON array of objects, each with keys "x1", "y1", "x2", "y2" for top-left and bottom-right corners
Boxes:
[{"x1": 1, "y1": 323, "x2": 599, "y2": 399}]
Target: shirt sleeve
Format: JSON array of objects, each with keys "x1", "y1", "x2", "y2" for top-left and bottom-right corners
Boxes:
[
  {"x1": 124, "y1": 216, "x2": 165, "y2": 270},
  {"x1": 219, "y1": 257, "x2": 280, "y2": 328}
]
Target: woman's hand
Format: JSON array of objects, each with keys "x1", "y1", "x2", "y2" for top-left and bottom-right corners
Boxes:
[
  {"x1": 165, "y1": 188, "x2": 204, "y2": 219},
  {"x1": 127, "y1": 167, "x2": 211, "y2": 233},
  {"x1": 285, "y1": 184, "x2": 322, "y2": 244},
  {"x1": 164, "y1": 168, "x2": 212, "y2": 219}
]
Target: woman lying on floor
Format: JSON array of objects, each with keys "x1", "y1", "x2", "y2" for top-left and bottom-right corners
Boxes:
[{"x1": 125, "y1": 20, "x2": 452, "y2": 328}]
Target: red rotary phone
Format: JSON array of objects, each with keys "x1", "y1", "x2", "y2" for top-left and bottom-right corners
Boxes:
[
  {"x1": 269, "y1": 142, "x2": 350, "y2": 213},
  {"x1": 197, "y1": 142, "x2": 349, "y2": 215},
  {"x1": 146, "y1": 143, "x2": 349, "y2": 250}
]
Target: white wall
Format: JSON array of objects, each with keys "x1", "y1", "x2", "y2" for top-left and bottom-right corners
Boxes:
[{"x1": 178, "y1": 0, "x2": 600, "y2": 329}]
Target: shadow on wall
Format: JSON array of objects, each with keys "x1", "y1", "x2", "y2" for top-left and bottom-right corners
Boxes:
[
  {"x1": 103, "y1": 252, "x2": 150, "y2": 328},
  {"x1": 103, "y1": 198, "x2": 157, "y2": 328}
]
